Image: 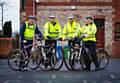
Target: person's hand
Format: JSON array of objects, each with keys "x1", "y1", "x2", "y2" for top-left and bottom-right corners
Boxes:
[
  {"x1": 81, "y1": 34, "x2": 89, "y2": 38},
  {"x1": 62, "y1": 38, "x2": 65, "y2": 41},
  {"x1": 72, "y1": 36, "x2": 75, "y2": 39},
  {"x1": 84, "y1": 34, "x2": 89, "y2": 37}
]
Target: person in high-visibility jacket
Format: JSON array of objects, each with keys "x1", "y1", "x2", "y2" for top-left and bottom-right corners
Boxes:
[
  {"x1": 81, "y1": 16, "x2": 99, "y2": 71},
  {"x1": 62, "y1": 14, "x2": 81, "y2": 46},
  {"x1": 44, "y1": 14, "x2": 62, "y2": 68},
  {"x1": 20, "y1": 15, "x2": 43, "y2": 69},
  {"x1": 44, "y1": 16, "x2": 62, "y2": 39}
]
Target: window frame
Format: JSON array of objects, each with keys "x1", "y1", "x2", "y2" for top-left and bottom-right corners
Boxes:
[
  {"x1": 94, "y1": 18, "x2": 105, "y2": 30},
  {"x1": 115, "y1": 22, "x2": 120, "y2": 41},
  {"x1": 21, "y1": 0, "x2": 26, "y2": 11}
]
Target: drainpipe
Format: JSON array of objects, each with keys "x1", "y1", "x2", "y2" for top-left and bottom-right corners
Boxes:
[
  {"x1": 0, "y1": 2, "x2": 4, "y2": 35},
  {"x1": 33, "y1": 0, "x2": 35, "y2": 16}
]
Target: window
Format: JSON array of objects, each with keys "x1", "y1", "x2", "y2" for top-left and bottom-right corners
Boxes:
[
  {"x1": 21, "y1": 0, "x2": 26, "y2": 11},
  {"x1": 94, "y1": 19, "x2": 105, "y2": 29},
  {"x1": 115, "y1": 22, "x2": 120, "y2": 41}
]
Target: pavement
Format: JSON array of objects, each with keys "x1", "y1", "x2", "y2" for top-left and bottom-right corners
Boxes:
[{"x1": 0, "y1": 59, "x2": 120, "y2": 83}]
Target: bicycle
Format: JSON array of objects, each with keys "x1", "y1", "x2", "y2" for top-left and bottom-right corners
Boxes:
[
  {"x1": 34, "y1": 38, "x2": 71, "y2": 71},
  {"x1": 32, "y1": 38, "x2": 58, "y2": 71},
  {"x1": 69, "y1": 37, "x2": 109, "y2": 71},
  {"x1": 7, "y1": 39, "x2": 41, "y2": 71},
  {"x1": 54, "y1": 38, "x2": 77, "y2": 71},
  {"x1": 54, "y1": 39, "x2": 73, "y2": 71}
]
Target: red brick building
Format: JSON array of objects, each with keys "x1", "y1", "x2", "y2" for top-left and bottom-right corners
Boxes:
[
  {"x1": 20, "y1": 0, "x2": 120, "y2": 58},
  {"x1": 1, "y1": 0, "x2": 120, "y2": 58}
]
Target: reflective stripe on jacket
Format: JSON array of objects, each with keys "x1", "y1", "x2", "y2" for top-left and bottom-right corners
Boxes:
[
  {"x1": 44, "y1": 22, "x2": 62, "y2": 39},
  {"x1": 82, "y1": 23, "x2": 97, "y2": 42},
  {"x1": 62, "y1": 20, "x2": 80, "y2": 39},
  {"x1": 24, "y1": 22, "x2": 36, "y2": 40}
]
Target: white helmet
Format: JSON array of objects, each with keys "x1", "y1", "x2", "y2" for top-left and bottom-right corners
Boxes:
[
  {"x1": 68, "y1": 14, "x2": 75, "y2": 19},
  {"x1": 49, "y1": 14, "x2": 56, "y2": 18}
]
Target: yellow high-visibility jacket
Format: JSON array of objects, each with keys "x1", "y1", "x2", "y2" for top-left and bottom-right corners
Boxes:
[
  {"x1": 44, "y1": 22, "x2": 62, "y2": 39},
  {"x1": 81, "y1": 23, "x2": 97, "y2": 42},
  {"x1": 62, "y1": 20, "x2": 81, "y2": 39},
  {"x1": 24, "y1": 22, "x2": 36, "y2": 40}
]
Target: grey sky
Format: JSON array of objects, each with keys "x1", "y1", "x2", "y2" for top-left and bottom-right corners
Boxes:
[{"x1": 0, "y1": 0, "x2": 20, "y2": 34}]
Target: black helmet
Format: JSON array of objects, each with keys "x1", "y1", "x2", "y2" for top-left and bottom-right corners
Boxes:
[
  {"x1": 28, "y1": 15, "x2": 37, "y2": 20},
  {"x1": 86, "y1": 16, "x2": 94, "y2": 20}
]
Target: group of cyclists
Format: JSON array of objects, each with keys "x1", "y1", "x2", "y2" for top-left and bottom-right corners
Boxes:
[{"x1": 20, "y1": 13, "x2": 100, "y2": 71}]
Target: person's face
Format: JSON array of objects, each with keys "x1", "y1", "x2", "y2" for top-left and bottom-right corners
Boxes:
[
  {"x1": 69, "y1": 18, "x2": 75, "y2": 23},
  {"x1": 85, "y1": 18, "x2": 92, "y2": 24},
  {"x1": 49, "y1": 17, "x2": 56, "y2": 23},
  {"x1": 28, "y1": 19, "x2": 35, "y2": 25}
]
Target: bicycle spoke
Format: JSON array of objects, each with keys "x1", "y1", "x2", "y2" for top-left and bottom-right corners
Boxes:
[{"x1": 97, "y1": 48, "x2": 109, "y2": 70}]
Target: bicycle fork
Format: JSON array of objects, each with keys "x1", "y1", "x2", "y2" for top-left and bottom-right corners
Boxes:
[{"x1": 78, "y1": 47, "x2": 86, "y2": 68}]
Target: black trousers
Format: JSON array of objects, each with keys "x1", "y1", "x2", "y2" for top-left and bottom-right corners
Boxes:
[
  {"x1": 45, "y1": 39, "x2": 56, "y2": 67},
  {"x1": 83, "y1": 41, "x2": 99, "y2": 69},
  {"x1": 68, "y1": 39, "x2": 78, "y2": 65},
  {"x1": 19, "y1": 40, "x2": 33, "y2": 68}
]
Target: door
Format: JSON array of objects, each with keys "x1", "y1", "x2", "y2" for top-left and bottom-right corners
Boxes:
[{"x1": 94, "y1": 19, "x2": 105, "y2": 48}]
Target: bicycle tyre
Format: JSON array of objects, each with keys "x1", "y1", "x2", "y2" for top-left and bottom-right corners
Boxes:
[
  {"x1": 8, "y1": 49, "x2": 21, "y2": 70},
  {"x1": 37, "y1": 48, "x2": 57, "y2": 71},
  {"x1": 96, "y1": 48, "x2": 109, "y2": 70},
  {"x1": 69, "y1": 49, "x2": 84, "y2": 71},
  {"x1": 27, "y1": 49, "x2": 40, "y2": 70},
  {"x1": 54, "y1": 51, "x2": 64, "y2": 71},
  {"x1": 63, "y1": 48, "x2": 73, "y2": 70}
]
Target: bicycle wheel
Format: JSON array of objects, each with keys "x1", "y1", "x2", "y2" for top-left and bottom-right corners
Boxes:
[
  {"x1": 27, "y1": 49, "x2": 39, "y2": 70},
  {"x1": 54, "y1": 51, "x2": 64, "y2": 71},
  {"x1": 96, "y1": 48, "x2": 109, "y2": 70},
  {"x1": 69, "y1": 49, "x2": 83, "y2": 71},
  {"x1": 79, "y1": 49, "x2": 89, "y2": 70},
  {"x1": 8, "y1": 49, "x2": 21, "y2": 70},
  {"x1": 63, "y1": 48, "x2": 72, "y2": 70},
  {"x1": 38, "y1": 48, "x2": 57, "y2": 71}
]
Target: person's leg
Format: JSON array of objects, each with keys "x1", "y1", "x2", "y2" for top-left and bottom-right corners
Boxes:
[
  {"x1": 50, "y1": 40, "x2": 57, "y2": 66},
  {"x1": 68, "y1": 40, "x2": 75, "y2": 66},
  {"x1": 83, "y1": 43, "x2": 91, "y2": 70},
  {"x1": 25, "y1": 40, "x2": 33, "y2": 57},
  {"x1": 19, "y1": 42, "x2": 24, "y2": 68},
  {"x1": 19, "y1": 40, "x2": 32, "y2": 69},
  {"x1": 45, "y1": 39, "x2": 52, "y2": 67},
  {"x1": 84, "y1": 56, "x2": 91, "y2": 70},
  {"x1": 23, "y1": 40, "x2": 33, "y2": 69},
  {"x1": 89, "y1": 42, "x2": 99, "y2": 70},
  {"x1": 48, "y1": 40, "x2": 56, "y2": 67}
]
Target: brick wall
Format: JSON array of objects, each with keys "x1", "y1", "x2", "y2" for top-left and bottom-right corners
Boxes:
[
  {"x1": 36, "y1": 5, "x2": 113, "y2": 56},
  {"x1": 22, "y1": 0, "x2": 120, "y2": 57},
  {"x1": 0, "y1": 38, "x2": 15, "y2": 58},
  {"x1": 39, "y1": 0, "x2": 112, "y2": 2},
  {"x1": 26, "y1": 0, "x2": 36, "y2": 19},
  {"x1": 112, "y1": 0, "x2": 120, "y2": 58}
]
